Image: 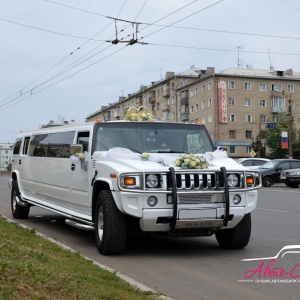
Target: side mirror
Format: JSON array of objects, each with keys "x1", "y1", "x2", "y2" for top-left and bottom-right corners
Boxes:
[{"x1": 70, "y1": 144, "x2": 83, "y2": 156}]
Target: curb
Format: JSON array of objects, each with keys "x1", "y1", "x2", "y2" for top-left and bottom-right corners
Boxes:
[{"x1": 2, "y1": 215, "x2": 173, "y2": 300}]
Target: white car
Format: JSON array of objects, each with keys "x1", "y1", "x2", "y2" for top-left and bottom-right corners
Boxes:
[{"x1": 235, "y1": 158, "x2": 270, "y2": 170}]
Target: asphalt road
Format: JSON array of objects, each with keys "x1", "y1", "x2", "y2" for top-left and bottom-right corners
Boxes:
[{"x1": 1, "y1": 175, "x2": 300, "y2": 300}]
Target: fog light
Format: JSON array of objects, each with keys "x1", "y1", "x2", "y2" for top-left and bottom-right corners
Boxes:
[
  {"x1": 233, "y1": 194, "x2": 241, "y2": 205},
  {"x1": 147, "y1": 196, "x2": 158, "y2": 207}
]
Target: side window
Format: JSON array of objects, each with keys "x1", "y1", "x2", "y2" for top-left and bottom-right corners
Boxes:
[
  {"x1": 242, "y1": 160, "x2": 252, "y2": 167},
  {"x1": 22, "y1": 137, "x2": 30, "y2": 155},
  {"x1": 13, "y1": 138, "x2": 22, "y2": 154},
  {"x1": 77, "y1": 132, "x2": 90, "y2": 152},
  {"x1": 278, "y1": 162, "x2": 289, "y2": 170},
  {"x1": 48, "y1": 131, "x2": 75, "y2": 158},
  {"x1": 291, "y1": 161, "x2": 300, "y2": 169},
  {"x1": 30, "y1": 134, "x2": 50, "y2": 157}
]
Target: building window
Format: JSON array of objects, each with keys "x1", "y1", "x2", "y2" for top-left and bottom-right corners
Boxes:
[
  {"x1": 208, "y1": 114, "x2": 212, "y2": 123},
  {"x1": 229, "y1": 114, "x2": 236, "y2": 122},
  {"x1": 208, "y1": 82, "x2": 212, "y2": 90},
  {"x1": 245, "y1": 114, "x2": 252, "y2": 122},
  {"x1": 245, "y1": 98, "x2": 252, "y2": 106},
  {"x1": 272, "y1": 96, "x2": 285, "y2": 107},
  {"x1": 229, "y1": 146, "x2": 236, "y2": 154},
  {"x1": 228, "y1": 98, "x2": 235, "y2": 105},
  {"x1": 246, "y1": 147, "x2": 251, "y2": 154},
  {"x1": 172, "y1": 112, "x2": 175, "y2": 119},
  {"x1": 259, "y1": 99, "x2": 266, "y2": 107},
  {"x1": 260, "y1": 114, "x2": 266, "y2": 122},
  {"x1": 259, "y1": 83, "x2": 266, "y2": 91},
  {"x1": 157, "y1": 103, "x2": 160, "y2": 110},
  {"x1": 202, "y1": 101, "x2": 206, "y2": 109},
  {"x1": 244, "y1": 82, "x2": 252, "y2": 90},
  {"x1": 228, "y1": 81, "x2": 235, "y2": 89},
  {"x1": 190, "y1": 89, "x2": 194, "y2": 97},
  {"x1": 202, "y1": 116, "x2": 206, "y2": 124},
  {"x1": 229, "y1": 130, "x2": 236, "y2": 138},
  {"x1": 246, "y1": 130, "x2": 252, "y2": 139},
  {"x1": 272, "y1": 84, "x2": 282, "y2": 91},
  {"x1": 288, "y1": 84, "x2": 294, "y2": 93},
  {"x1": 201, "y1": 85, "x2": 205, "y2": 93},
  {"x1": 190, "y1": 105, "x2": 194, "y2": 113},
  {"x1": 272, "y1": 115, "x2": 276, "y2": 122},
  {"x1": 195, "y1": 87, "x2": 198, "y2": 95},
  {"x1": 208, "y1": 98, "x2": 212, "y2": 107},
  {"x1": 195, "y1": 103, "x2": 199, "y2": 111}
]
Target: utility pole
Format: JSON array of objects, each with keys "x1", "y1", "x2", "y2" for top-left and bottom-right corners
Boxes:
[{"x1": 288, "y1": 93, "x2": 293, "y2": 158}]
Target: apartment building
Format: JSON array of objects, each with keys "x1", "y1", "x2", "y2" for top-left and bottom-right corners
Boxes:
[
  {"x1": 86, "y1": 66, "x2": 300, "y2": 157},
  {"x1": 0, "y1": 146, "x2": 13, "y2": 171}
]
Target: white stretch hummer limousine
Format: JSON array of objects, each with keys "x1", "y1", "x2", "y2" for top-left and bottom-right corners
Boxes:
[{"x1": 10, "y1": 120, "x2": 261, "y2": 255}]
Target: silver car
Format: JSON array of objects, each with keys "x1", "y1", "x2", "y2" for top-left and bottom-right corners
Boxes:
[{"x1": 235, "y1": 158, "x2": 270, "y2": 170}]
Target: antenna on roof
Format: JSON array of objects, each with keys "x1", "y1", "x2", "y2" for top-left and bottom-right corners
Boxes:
[
  {"x1": 268, "y1": 49, "x2": 274, "y2": 70},
  {"x1": 234, "y1": 45, "x2": 244, "y2": 68}
]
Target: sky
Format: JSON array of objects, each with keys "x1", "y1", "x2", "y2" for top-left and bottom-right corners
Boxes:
[{"x1": 1, "y1": 0, "x2": 300, "y2": 144}]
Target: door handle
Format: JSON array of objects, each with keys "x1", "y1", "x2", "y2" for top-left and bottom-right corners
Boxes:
[{"x1": 71, "y1": 163, "x2": 75, "y2": 171}]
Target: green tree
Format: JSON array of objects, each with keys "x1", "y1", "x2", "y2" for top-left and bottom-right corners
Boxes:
[{"x1": 263, "y1": 112, "x2": 300, "y2": 159}]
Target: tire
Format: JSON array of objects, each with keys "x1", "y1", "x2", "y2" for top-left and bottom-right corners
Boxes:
[
  {"x1": 290, "y1": 183, "x2": 299, "y2": 188},
  {"x1": 262, "y1": 176, "x2": 273, "y2": 187},
  {"x1": 285, "y1": 183, "x2": 291, "y2": 187},
  {"x1": 215, "y1": 213, "x2": 251, "y2": 249},
  {"x1": 95, "y1": 190, "x2": 127, "y2": 255},
  {"x1": 11, "y1": 180, "x2": 30, "y2": 219}
]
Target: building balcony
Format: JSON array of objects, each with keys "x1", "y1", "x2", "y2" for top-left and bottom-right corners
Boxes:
[
  {"x1": 163, "y1": 89, "x2": 170, "y2": 98},
  {"x1": 180, "y1": 113, "x2": 189, "y2": 121},
  {"x1": 271, "y1": 106, "x2": 286, "y2": 113},
  {"x1": 180, "y1": 96, "x2": 189, "y2": 105},
  {"x1": 162, "y1": 104, "x2": 171, "y2": 112},
  {"x1": 149, "y1": 96, "x2": 156, "y2": 104}
]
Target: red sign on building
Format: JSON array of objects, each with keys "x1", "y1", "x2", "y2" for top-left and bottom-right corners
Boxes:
[{"x1": 218, "y1": 81, "x2": 227, "y2": 123}]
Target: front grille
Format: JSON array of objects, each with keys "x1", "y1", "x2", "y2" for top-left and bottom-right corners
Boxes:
[
  {"x1": 170, "y1": 172, "x2": 224, "y2": 190},
  {"x1": 178, "y1": 194, "x2": 212, "y2": 204}
]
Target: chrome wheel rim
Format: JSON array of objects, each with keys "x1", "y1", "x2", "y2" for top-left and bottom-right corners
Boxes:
[{"x1": 97, "y1": 206, "x2": 104, "y2": 241}]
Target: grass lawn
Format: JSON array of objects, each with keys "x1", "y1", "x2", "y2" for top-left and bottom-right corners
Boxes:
[{"x1": 0, "y1": 217, "x2": 163, "y2": 300}]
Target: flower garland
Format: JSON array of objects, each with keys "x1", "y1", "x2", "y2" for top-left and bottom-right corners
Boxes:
[
  {"x1": 125, "y1": 106, "x2": 155, "y2": 122},
  {"x1": 141, "y1": 152, "x2": 149, "y2": 160},
  {"x1": 175, "y1": 154, "x2": 208, "y2": 169},
  {"x1": 76, "y1": 152, "x2": 85, "y2": 162}
]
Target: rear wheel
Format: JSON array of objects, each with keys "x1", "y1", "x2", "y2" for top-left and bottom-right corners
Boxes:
[
  {"x1": 215, "y1": 213, "x2": 251, "y2": 249},
  {"x1": 290, "y1": 182, "x2": 299, "y2": 188},
  {"x1": 285, "y1": 183, "x2": 291, "y2": 187},
  {"x1": 95, "y1": 190, "x2": 127, "y2": 255},
  {"x1": 262, "y1": 176, "x2": 273, "y2": 187},
  {"x1": 11, "y1": 180, "x2": 30, "y2": 219}
]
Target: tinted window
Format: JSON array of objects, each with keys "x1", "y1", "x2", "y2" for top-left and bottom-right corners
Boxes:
[
  {"x1": 48, "y1": 132, "x2": 75, "y2": 158},
  {"x1": 77, "y1": 132, "x2": 90, "y2": 152},
  {"x1": 291, "y1": 161, "x2": 300, "y2": 169},
  {"x1": 278, "y1": 162, "x2": 290, "y2": 170},
  {"x1": 22, "y1": 137, "x2": 30, "y2": 155},
  {"x1": 29, "y1": 131, "x2": 75, "y2": 158},
  {"x1": 242, "y1": 160, "x2": 252, "y2": 167},
  {"x1": 253, "y1": 160, "x2": 266, "y2": 166},
  {"x1": 30, "y1": 134, "x2": 50, "y2": 157},
  {"x1": 13, "y1": 138, "x2": 22, "y2": 154}
]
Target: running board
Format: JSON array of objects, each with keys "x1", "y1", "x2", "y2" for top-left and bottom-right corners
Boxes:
[
  {"x1": 16, "y1": 196, "x2": 30, "y2": 207},
  {"x1": 65, "y1": 219, "x2": 95, "y2": 231}
]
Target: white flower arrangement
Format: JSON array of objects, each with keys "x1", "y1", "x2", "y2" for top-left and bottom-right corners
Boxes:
[
  {"x1": 76, "y1": 152, "x2": 85, "y2": 161},
  {"x1": 141, "y1": 152, "x2": 149, "y2": 160},
  {"x1": 125, "y1": 106, "x2": 155, "y2": 122},
  {"x1": 175, "y1": 154, "x2": 208, "y2": 169}
]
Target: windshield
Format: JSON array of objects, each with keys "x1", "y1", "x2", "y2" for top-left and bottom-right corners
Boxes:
[
  {"x1": 259, "y1": 161, "x2": 277, "y2": 169},
  {"x1": 93, "y1": 122, "x2": 214, "y2": 154}
]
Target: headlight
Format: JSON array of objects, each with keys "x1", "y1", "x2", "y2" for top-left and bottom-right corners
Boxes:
[
  {"x1": 289, "y1": 171, "x2": 300, "y2": 176},
  {"x1": 120, "y1": 174, "x2": 142, "y2": 190},
  {"x1": 227, "y1": 174, "x2": 239, "y2": 187},
  {"x1": 146, "y1": 174, "x2": 159, "y2": 188}
]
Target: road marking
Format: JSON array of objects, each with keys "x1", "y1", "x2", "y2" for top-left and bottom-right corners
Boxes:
[{"x1": 256, "y1": 207, "x2": 290, "y2": 213}]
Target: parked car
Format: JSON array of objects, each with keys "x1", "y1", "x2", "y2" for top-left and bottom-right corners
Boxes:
[
  {"x1": 235, "y1": 158, "x2": 270, "y2": 170},
  {"x1": 257, "y1": 159, "x2": 300, "y2": 187},
  {"x1": 280, "y1": 168, "x2": 300, "y2": 188}
]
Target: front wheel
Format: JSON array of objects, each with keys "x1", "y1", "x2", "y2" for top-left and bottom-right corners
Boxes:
[
  {"x1": 95, "y1": 190, "x2": 127, "y2": 255},
  {"x1": 11, "y1": 180, "x2": 30, "y2": 219},
  {"x1": 215, "y1": 213, "x2": 251, "y2": 249},
  {"x1": 290, "y1": 182, "x2": 299, "y2": 188},
  {"x1": 262, "y1": 176, "x2": 273, "y2": 187}
]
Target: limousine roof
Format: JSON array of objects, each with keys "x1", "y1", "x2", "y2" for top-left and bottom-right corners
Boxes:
[{"x1": 17, "y1": 120, "x2": 205, "y2": 136}]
